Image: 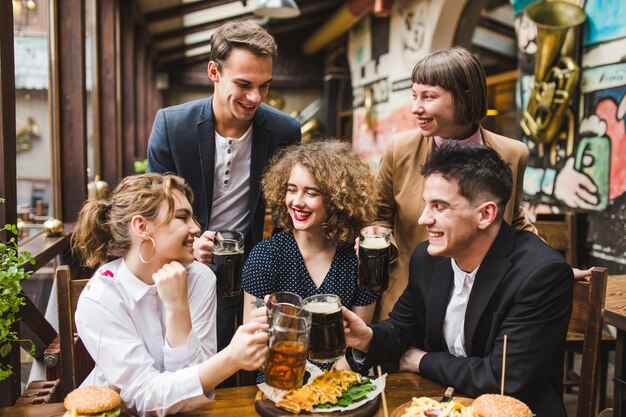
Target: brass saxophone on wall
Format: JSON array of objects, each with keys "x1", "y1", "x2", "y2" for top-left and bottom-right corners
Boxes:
[{"x1": 520, "y1": 1, "x2": 586, "y2": 145}]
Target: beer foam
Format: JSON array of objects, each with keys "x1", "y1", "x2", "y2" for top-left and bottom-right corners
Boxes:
[
  {"x1": 360, "y1": 236, "x2": 390, "y2": 249},
  {"x1": 304, "y1": 301, "x2": 341, "y2": 314}
]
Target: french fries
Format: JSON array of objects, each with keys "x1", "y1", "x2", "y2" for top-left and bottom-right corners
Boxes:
[{"x1": 400, "y1": 396, "x2": 478, "y2": 417}]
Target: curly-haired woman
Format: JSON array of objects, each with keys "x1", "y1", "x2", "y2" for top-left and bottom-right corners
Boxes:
[{"x1": 241, "y1": 140, "x2": 379, "y2": 371}]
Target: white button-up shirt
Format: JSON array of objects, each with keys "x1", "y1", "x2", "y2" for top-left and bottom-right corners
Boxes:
[
  {"x1": 75, "y1": 258, "x2": 217, "y2": 416},
  {"x1": 208, "y1": 125, "x2": 253, "y2": 234},
  {"x1": 442, "y1": 260, "x2": 479, "y2": 357}
]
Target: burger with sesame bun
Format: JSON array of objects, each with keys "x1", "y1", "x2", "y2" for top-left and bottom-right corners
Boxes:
[
  {"x1": 472, "y1": 394, "x2": 532, "y2": 417},
  {"x1": 63, "y1": 385, "x2": 124, "y2": 417}
]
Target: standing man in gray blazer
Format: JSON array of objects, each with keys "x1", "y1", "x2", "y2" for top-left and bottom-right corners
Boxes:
[{"x1": 147, "y1": 20, "x2": 301, "y2": 363}]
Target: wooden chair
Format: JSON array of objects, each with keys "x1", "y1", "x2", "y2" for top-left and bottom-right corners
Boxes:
[
  {"x1": 534, "y1": 212, "x2": 614, "y2": 409},
  {"x1": 569, "y1": 266, "x2": 608, "y2": 417},
  {"x1": 534, "y1": 212, "x2": 578, "y2": 266},
  {"x1": 56, "y1": 266, "x2": 94, "y2": 397}
]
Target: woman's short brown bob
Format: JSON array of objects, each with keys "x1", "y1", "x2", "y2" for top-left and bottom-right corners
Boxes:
[{"x1": 411, "y1": 46, "x2": 488, "y2": 126}]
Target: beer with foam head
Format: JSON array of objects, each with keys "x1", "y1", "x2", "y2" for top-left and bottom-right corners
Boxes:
[
  {"x1": 303, "y1": 294, "x2": 345, "y2": 363},
  {"x1": 358, "y1": 226, "x2": 391, "y2": 292}
]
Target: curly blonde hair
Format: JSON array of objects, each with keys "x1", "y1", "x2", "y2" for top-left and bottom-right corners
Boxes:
[
  {"x1": 262, "y1": 140, "x2": 377, "y2": 245},
  {"x1": 71, "y1": 173, "x2": 194, "y2": 268}
]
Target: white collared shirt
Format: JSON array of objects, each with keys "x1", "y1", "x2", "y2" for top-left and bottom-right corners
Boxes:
[
  {"x1": 442, "y1": 260, "x2": 479, "y2": 357},
  {"x1": 208, "y1": 125, "x2": 253, "y2": 234},
  {"x1": 75, "y1": 258, "x2": 217, "y2": 416}
]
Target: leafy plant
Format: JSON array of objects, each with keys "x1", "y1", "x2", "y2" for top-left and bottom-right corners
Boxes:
[
  {"x1": 0, "y1": 197, "x2": 35, "y2": 381},
  {"x1": 134, "y1": 158, "x2": 148, "y2": 174}
]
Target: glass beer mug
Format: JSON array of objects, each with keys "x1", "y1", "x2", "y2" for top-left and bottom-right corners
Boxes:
[
  {"x1": 213, "y1": 230, "x2": 245, "y2": 297},
  {"x1": 267, "y1": 291, "x2": 303, "y2": 326},
  {"x1": 302, "y1": 294, "x2": 346, "y2": 363},
  {"x1": 358, "y1": 226, "x2": 391, "y2": 292},
  {"x1": 263, "y1": 304, "x2": 312, "y2": 390}
]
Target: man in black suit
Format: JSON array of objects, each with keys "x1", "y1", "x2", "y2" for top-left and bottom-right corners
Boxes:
[
  {"x1": 343, "y1": 144, "x2": 572, "y2": 417},
  {"x1": 147, "y1": 20, "x2": 300, "y2": 356}
]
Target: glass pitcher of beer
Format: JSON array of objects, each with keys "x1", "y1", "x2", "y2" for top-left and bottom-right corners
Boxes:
[
  {"x1": 263, "y1": 304, "x2": 312, "y2": 390},
  {"x1": 302, "y1": 294, "x2": 346, "y2": 363},
  {"x1": 213, "y1": 230, "x2": 245, "y2": 297},
  {"x1": 358, "y1": 226, "x2": 391, "y2": 292}
]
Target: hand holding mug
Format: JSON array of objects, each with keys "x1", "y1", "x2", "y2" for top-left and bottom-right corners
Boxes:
[
  {"x1": 193, "y1": 230, "x2": 215, "y2": 266},
  {"x1": 227, "y1": 321, "x2": 270, "y2": 371}
]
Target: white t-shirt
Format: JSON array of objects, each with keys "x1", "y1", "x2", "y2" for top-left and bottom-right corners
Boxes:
[
  {"x1": 207, "y1": 125, "x2": 253, "y2": 234},
  {"x1": 75, "y1": 258, "x2": 217, "y2": 416}
]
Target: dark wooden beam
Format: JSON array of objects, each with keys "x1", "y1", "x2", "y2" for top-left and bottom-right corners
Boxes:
[
  {"x1": 57, "y1": 0, "x2": 88, "y2": 222},
  {"x1": 120, "y1": 1, "x2": 136, "y2": 176},
  {"x1": 267, "y1": 14, "x2": 327, "y2": 36},
  {"x1": 0, "y1": 0, "x2": 17, "y2": 239},
  {"x1": 152, "y1": 13, "x2": 255, "y2": 43},
  {"x1": 0, "y1": 0, "x2": 20, "y2": 406},
  {"x1": 157, "y1": 38, "x2": 213, "y2": 61},
  {"x1": 135, "y1": 28, "x2": 147, "y2": 159},
  {"x1": 146, "y1": 0, "x2": 243, "y2": 23},
  {"x1": 98, "y1": 0, "x2": 122, "y2": 187},
  {"x1": 160, "y1": 52, "x2": 213, "y2": 70}
]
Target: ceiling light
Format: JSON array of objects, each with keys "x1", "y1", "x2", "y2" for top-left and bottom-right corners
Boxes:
[{"x1": 254, "y1": 0, "x2": 301, "y2": 19}]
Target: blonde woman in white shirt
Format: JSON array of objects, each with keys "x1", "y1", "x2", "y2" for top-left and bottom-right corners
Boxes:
[{"x1": 71, "y1": 173, "x2": 268, "y2": 416}]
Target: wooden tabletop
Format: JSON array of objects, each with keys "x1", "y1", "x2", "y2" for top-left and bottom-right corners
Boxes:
[
  {"x1": 0, "y1": 373, "x2": 446, "y2": 417},
  {"x1": 605, "y1": 275, "x2": 626, "y2": 330}
]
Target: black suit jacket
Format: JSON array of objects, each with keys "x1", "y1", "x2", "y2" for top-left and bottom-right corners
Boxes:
[
  {"x1": 351, "y1": 222, "x2": 573, "y2": 417},
  {"x1": 147, "y1": 97, "x2": 301, "y2": 251}
]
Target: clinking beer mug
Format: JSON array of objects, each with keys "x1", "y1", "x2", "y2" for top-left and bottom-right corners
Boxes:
[
  {"x1": 263, "y1": 300, "x2": 312, "y2": 390},
  {"x1": 267, "y1": 291, "x2": 303, "y2": 326},
  {"x1": 358, "y1": 226, "x2": 391, "y2": 292},
  {"x1": 302, "y1": 294, "x2": 346, "y2": 363},
  {"x1": 212, "y1": 230, "x2": 245, "y2": 297}
]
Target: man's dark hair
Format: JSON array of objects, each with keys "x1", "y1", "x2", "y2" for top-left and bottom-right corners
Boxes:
[{"x1": 420, "y1": 144, "x2": 512, "y2": 220}]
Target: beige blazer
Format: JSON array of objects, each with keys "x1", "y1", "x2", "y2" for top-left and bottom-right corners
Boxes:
[{"x1": 374, "y1": 127, "x2": 537, "y2": 320}]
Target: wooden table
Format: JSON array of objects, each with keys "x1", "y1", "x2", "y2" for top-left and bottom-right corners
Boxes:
[
  {"x1": 0, "y1": 373, "x2": 446, "y2": 417},
  {"x1": 604, "y1": 274, "x2": 626, "y2": 417}
]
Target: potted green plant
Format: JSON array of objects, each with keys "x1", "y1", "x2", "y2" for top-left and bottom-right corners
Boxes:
[{"x1": 0, "y1": 198, "x2": 35, "y2": 381}]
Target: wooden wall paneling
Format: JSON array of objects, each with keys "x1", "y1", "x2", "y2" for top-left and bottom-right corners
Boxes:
[
  {"x1": 0, "y1": 0, "x2": 17, "y2": 237},
  {"x1": 120, "y1": 0, "x2": 136, "y2": 176},
  {"x1": 146, "y1": 52, "x2": 156, "y2": 148},
  {"x1": 98, "y1": 0, "x2": 121, "y2": 187},
  {"x1": 135, "y1": 28, "x2": 147, "y2": 159},
  {"x1": 56, "y1": 0, "x2": 88, "y2": 222},
  {"x1": 0, "y1": 0, "x2": 21, "y2": 406}
]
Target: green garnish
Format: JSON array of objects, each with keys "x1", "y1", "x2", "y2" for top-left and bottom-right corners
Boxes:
[{"x1": 317, "y1": 379, "x2": 377, "y2": 409}]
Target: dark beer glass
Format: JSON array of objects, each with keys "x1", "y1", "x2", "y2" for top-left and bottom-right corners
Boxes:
[
  {"x1": 358, "y1": 226, "x2": 391, "y2": 292},
  {"x1": 302, "y1": 294, "x2": 345, "y2": 363},
  {"x1": 213, "y1": 230, "x2": 245, "y2": 297},
  {"x1": 263, "y1": 306, "x2": 312, "y2": 390}
]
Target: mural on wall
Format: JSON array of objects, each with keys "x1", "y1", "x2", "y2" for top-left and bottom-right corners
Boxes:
[
  {"x1": 350, "y1": 0, "x2": 444, "y2": 167},
  {"x1": 516, "y1": 0, "x2": 626, "y2": 269}
]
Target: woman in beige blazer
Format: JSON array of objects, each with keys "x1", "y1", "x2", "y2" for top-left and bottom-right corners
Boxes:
[{"x1": 374, "y1": 47, "x2": 537, "y2": 320}]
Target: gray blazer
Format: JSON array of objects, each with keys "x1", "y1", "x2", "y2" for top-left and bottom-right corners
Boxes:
[{"x1": 147, "y1": 96, "x2": 301, "y2": 250}]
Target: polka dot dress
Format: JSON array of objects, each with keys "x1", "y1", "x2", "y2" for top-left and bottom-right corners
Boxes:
[{"x1": 242, "y1": 231, "x2": 379, "y2": 377}]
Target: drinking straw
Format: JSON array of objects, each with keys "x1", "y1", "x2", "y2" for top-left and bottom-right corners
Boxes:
[{"x1": 377, "y1": 365, "x2": 389, "y2": 417}]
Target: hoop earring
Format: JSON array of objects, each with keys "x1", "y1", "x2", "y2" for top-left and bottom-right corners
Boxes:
[{"x1": 139, "y1": 236, "x2": 156, "y2": 264}]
